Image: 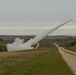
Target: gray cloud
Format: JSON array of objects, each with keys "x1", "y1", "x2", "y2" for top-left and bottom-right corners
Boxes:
[
  {"x1": 0, "y1": 0, "x2": 76, "y2": 22},
  {"x1": 0, "y1": 22, "x2": 75, "y2": 35},
  {"x1": 0, "y1": 0, "x2": 76, "y2": 35}
]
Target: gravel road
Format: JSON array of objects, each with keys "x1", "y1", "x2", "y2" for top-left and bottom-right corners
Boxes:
[{"x1": 54, "y1": 43, "x2": 76, "y2": 75}]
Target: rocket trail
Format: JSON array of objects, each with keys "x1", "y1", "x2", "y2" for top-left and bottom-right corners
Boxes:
[
  {"x1": 6, "y1": 18, "x2": 75, "y2": 51},
  {"x1": 33, "y1": 18, "x2": 75, "y2": 42}
]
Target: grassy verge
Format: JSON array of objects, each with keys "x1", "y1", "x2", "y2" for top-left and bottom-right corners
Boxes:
[
  {"x1": 0, "y1": 47, "x2": 74, "y2": 75},
  {"x1": 64, "y1": 46, "x2": 76, "y2": 52},
  {"x1": 56, "y1": 42, "x2": 76, "y2": 52}
]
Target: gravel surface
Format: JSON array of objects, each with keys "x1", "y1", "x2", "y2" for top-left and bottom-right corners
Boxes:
[{"x1": 54, "y1": 43, "x2": 76, "y2": 75}]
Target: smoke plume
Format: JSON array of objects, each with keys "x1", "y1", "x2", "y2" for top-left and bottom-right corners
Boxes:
[{"x1": 6, "y1": 18, "x2": 75, "y2": 51}]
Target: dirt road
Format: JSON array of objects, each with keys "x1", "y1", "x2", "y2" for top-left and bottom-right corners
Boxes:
[{"x1": 54, "y1": 43, "x2": 76, "y2": 75}]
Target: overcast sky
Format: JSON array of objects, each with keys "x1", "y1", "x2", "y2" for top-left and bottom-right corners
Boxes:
[{"x1": 0, "y1": 0, "x2": 76, "y2": 35}]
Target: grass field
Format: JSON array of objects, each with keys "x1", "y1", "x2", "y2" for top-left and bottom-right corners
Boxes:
[
  {"x1": 64, "y1": 46, "x2": 76, "y2": 52},
  {"x1": 55, "y1": 40, "x2": 76, "y2": 52},
  {"x1": 0, "y1": 46, "x2": 74, "y2": 75}
]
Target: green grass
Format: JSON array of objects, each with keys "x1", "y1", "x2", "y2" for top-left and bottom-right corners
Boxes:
[
  {"x1": 64, "y1": 46, "x2": 76, "y2": 52},
  {"x1": 56, "y1": 41, "x2": 76, "y2": 52},
  {"x1": 0, "y1": 47, "x2": 74, "y2": 75}
]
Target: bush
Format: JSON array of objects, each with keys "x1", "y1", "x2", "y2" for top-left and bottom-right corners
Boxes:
[
  {"x1": 70, "y1": 42, "x2": 75, "y2": 46},
  {"x1": 0, "y1": 46, "x2": 7, "y2": 52}
]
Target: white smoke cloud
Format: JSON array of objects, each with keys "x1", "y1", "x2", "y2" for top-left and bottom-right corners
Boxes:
[{"x1": 6, "y1": 18, "x2": 75, "y2": 51}]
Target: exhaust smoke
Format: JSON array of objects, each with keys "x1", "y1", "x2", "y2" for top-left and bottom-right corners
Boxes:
[{"x1": 6, "y1": 18, "x2": 75, "y2": 51}]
